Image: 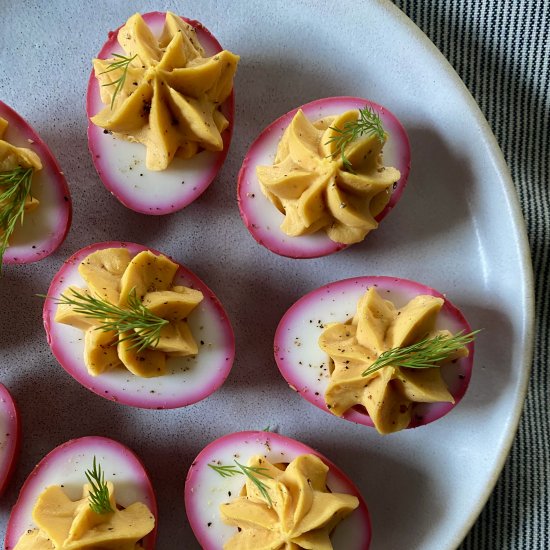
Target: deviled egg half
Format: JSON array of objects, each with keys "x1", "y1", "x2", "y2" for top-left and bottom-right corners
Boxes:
[
  {"x1": 0, "y1": 384, "x2": 20, "y2": 496},
  {"x1": 0, "y1": 101, "x2": 71, "y2": 266},
  {"x1": 238, "y1": 97, "x2": 410, "y2": 258},
  {"x1": 5, "y1": 436, "x2": 157, "y2": 550},
  {"x1": 42, "y1": 241, "x2": 235, "y2": 408},
  {"x1": 185, "y1": 430, "x2": 371, "y2": 549},
  {"x1": 274, "y1": 276, "x2": 476, "y2": 434},
  {"x1": 87, "y1": 11, "x2": 239, "y2": 214}
]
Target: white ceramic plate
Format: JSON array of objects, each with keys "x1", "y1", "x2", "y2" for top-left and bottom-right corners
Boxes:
[{"x1": 0, "y1": 2, "x2": 533, "y2": 549}]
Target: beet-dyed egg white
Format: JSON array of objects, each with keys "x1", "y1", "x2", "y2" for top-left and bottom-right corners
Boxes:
[
  {"x1": 86, "y1": 12, "x2": 236, "y2": 215},
  {"x1": 0, "y1": 384, "x2": 20, "y2": 496},
  {"x1": 43, "y1": 241, "x2": 235, "y2": 408},
  {"x1": 274, "y1": 276, "x2": 475, "y2": 429},
  {"x1": 5, "y1": 436, "x2": 157, "y2": 550},
  {"x1": 185, "y1": 430, "x2": 371, "y2": 549},
  {"x1": 238, "y1": 97, "x2": 410, "y2": 259},
  {"x1": 0, "y1": 102, "x2": 71, "y2": 265}
]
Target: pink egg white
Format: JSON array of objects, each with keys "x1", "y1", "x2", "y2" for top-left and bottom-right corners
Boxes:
[
  {"x1": 42, "y1": 241, "x2": 235, "y2": 409},
  {"x1": 238, "y1": 97, "x2": 410, "y2": 259},
  {"x1": 274, "y1": 276, "x2": 474, "y2": 429},
  {"x1": 86, "y1": 12, "x2": 235, "y2": 215},
  {"x1": 185, "y1": 430, "x2": 371, "y2": 549},
  {"x1": 5, "y1": 436, "x2": 157, "y2": 549}
]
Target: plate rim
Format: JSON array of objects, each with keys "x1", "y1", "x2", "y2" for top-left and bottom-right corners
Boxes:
[{"x1": 380, "y1": 0, "x2": 535, "y2": 546}]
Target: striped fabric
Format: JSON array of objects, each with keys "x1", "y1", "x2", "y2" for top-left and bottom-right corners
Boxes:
[{"x1": 392, "y1": 1, "x2": 549, "y2": 548}]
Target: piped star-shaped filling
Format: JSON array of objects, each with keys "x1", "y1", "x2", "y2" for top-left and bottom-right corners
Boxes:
[
  {"x1": 91, "y1": 12, "x2": 239, "y2": 170},
  {"x1": 320, "y1": 287, "x2": 467, "y2": 434},
  {"x1": 256, "y1": 109, "x2": 400, "y2": 244},
  {"x1": 54, "y1": 248, "x2": 203, "y2": 378},
  {"x1": 220, "y1": 454, "x2": 358, "y2": 550},
  {"x1": 14, "y1": 482, "x2": 154, "y2": 549}
]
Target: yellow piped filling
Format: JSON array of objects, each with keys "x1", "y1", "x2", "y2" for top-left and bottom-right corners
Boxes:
[
  {"x1": 220, "y1": 454, "x2": 358, "y2": 549},
  {"x1": 320, "y1": 287, "x2": 467, "y2": 434},
  {"x1": 91, "y1": 12, "x2": 239, "y2": 171},
  {"x1": 54, "y1": 248, "x2": 203, "y2": 378},
  {"x1": 256, "y1": 109, "x2": 400, "y2": 244}
]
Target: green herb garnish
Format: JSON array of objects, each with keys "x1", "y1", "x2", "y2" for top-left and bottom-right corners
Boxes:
[
  {"x1": 362, "y1": 330, "x2": 480, "y2": 378},
  {"x1": 99, "y1": 53, "x2": 138, "y2": 110},
  {"x1": 208, "y1": 460, "x2": 273, "y2": 506},
  {"x1": 46, "y1": 287, "x2": 168, "y2": 351},
  {"x1": 0, "y1": 167, "x2": 34, "y2": 269},
  {"x1": 325, "y1": 105, "x2": 385, "y2": 172},
  {"x1": 85, "y1": 457, "x2": 114, "y2": 514}
]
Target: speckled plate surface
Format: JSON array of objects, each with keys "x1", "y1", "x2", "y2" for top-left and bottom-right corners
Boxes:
[{"x1": 0, "y1": 1, "x2": 533, "y2": 549}]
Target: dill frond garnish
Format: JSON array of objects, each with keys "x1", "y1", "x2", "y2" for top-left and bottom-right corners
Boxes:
[
  {"x1": 46, "y1": 287, "x2": 168, "y2": 351},
  {"x1": 362, "y1": 330, "x2": 480, "y2": 378},
  {"x1": 325, "y1": 105, "x2": 385, "y2": 172},
  {"x1": 85, "y1": 457, "x2": 114, "y2": 514},
  {"x1": 208, "y1": 460, "x2": 274, "y2": 506},
  {"x1": 99, "y1": 53, "x2": 138, "y2": 110},
  {"x1": 0, "y1": 166, "x2": 34, "y2": 268}
]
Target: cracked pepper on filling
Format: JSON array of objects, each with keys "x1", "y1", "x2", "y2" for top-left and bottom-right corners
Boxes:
[
  {"x1": 14, "y1": 481, "x2": 154, "y2": 549},
  {"x1": 256, "y1": 109, "x2": 400, "y2": 244},
  {"x1": 54, "y1": 248, "x2": 203, "y2": 378},
  {"x1": 220, "y1": 454, "x2": 359, "y2": 549},
  {"x1": 319, "y1": 287, "x2": 468, "y2": 434},
  {"x1": 91, "y1": 12, "x2": 239, "y2": 170}
]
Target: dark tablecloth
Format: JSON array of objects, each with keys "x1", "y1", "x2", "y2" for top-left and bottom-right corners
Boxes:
[{"x1": 392, "y1": 1, "x2": 549, "y2": 548}]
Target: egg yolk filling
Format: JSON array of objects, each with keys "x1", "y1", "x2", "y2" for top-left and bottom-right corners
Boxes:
[
  {"x1": 0, "y1": 117, "x2": 42, "y2": 237},
  {"x1": 91, "y1": 12, "x2": 239, "y2": 170},
  {"x1": 54, "y1": 248, "x2": 204, "y2": 378},
  {"x1": 319, "y1": 287, "x2": 468, "y2": 434},
  {"x1": 256, "y1": 109, "x2": 400, "y2": 244},
  {"x1": 13, "y1": 481, "x2": 154, "y2": 549},
  {"x1": 219, "y1": 454, "x2": 359, "y2": 550}
]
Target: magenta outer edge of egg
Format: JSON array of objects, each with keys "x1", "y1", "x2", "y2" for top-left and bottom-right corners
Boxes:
[
  {"x1": 0, "y1": 384, "x2": 20, "y2": 497},
  {"x1": 237, "y1": 96, "x2": 411, "y2": 259},
  {"x1": 0, "y1": 101, "x2": 72, "y2": 264},
  {"x1": 4, "y1": 436, "x2": 157, "y2": 550},
  {"x1": 274, "y1": 276, "x2": 474, "y2": 430},
  {"x1": 86, "y1": 12, "x2": 235, "y2": 215},
  {"x1": 185, "y1": 430, "x2": 371, "y2": 549},
  {"x1": 42, "y1": 241, "x2": 236, "y2": 409}
]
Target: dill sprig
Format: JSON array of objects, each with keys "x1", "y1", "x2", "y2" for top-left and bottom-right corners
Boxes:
[
  {"x1": 85, "y1": 457, "x2": 114, "y2": 515},
  {"x1": 325, "y1": 106, "x2": 385, "y2": 172},
  {"x1": 99, "y1": 53, "x2": 138, "y2": 110},
  {"x1": 0, "y1": 167, "x2": 34, "y2": 268},
  {"x1": 208, "y1": 460, "x2": 273, "y2": 506},
  {"x1": 362, "y1": 330, "x2": 480, "y2": 378},
  {"x1": 48, "y1": 287, "x2": 169, "y2": 351}
]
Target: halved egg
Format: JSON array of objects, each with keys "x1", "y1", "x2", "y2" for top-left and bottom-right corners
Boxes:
[
  {"x1": 42, "y1": 241, "x2": 235, "y2": 408},
  {"x1": 238, "y1": 97, "x2": 410, "y2": 258},
  {"x1": 0, "y1": 384, "x2": 20, "y2": 496},
  {"x1": 185, "y1": 430, "x2": 371, "y2": 549},
  {"x1": 0, "y1": 101, "x2": 71, "y2": 265},
  {"x1": 274, "y1": 276, "x2": 475, "y2": 431},
  {"x1": 86, "y1": 12, "x2": 237, "y2": 215},
  {"x1": 5, "y1": 436, "x2": 157, "y2": 550}
]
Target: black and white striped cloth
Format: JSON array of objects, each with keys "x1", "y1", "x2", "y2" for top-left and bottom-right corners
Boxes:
[{"x1": 392, "y1": 1, "x2": 549, "y2": 548}]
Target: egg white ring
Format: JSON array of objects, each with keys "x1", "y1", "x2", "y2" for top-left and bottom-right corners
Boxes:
[
  {"x1": 43, "y1": 241, "x2": 236, "y2": 409},
  {"x1": 86, "y1": 12, "x2": 235, "y2": 215},
  {"x1": 274, "y1": 276, "x2": 474, "y2": 429},
  {"x1": 5, "y1": 436, "x2": 157, "y2": 550},
  {"x1": 238, "y1": 96, "x2": 411, "y2": 259},
  {"x1": 0, "y1": 101, "x2": 71, "y2": 264},
  {"x1": 185, "y1": 430, "x2": 371, "y2": 550},
  {"x1": 0, "y1": 384, "x2": 20, "y2": 496}
]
